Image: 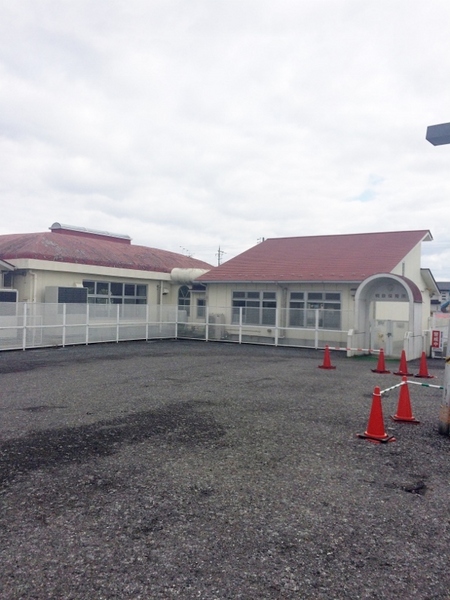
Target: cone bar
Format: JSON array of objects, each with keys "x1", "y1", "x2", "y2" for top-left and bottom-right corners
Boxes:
[
  {"x1": 318, "y1": 345, "x2": 336, "y2": 369},
  {"x1": 414, "y1": 352, "x2": 434, "y2": 379},
  {"x1": 391, "y1": 377, "x2": 420, "y2": 423},
  {"x1": 357, "y1": 386, "x2": 395, "y2": 443},
  {"x1": 371, "y1": 348, "x2": 390, "y2": 374},
  {"x1": 393, "y1": 350, "x2": 413, "y2": 376}
]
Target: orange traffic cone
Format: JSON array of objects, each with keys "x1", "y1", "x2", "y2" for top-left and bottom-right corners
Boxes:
[
  {"x1": 371, "y1": 348, "x2": 390, "y2": 374},
  {"x1": 415, "y1": 352, "x2": 434, "y2": 379},
  {"x1": 357, "y1": 386, "x2": 395, "y2": 443},
  {"x1": 391, "y1": 377, "x2": 420, "y2": 423},
  {"x1": 393, "y1": 350, "x2": 413, "y2": 376},
  {"x1": 318, "y1": 345, "x2": 336, "y2": 369}
]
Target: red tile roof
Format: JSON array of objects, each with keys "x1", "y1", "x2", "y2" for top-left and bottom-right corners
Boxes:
[
  {"x1": 198, "y1": 230, "x2": 432, "y2": 283},
  {"x1": 0, "y1": 231, "x2": 212, "y2": 273}
]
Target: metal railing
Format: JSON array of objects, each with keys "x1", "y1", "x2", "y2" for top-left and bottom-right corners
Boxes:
[{"x1": 0, "y1": 302, "x2": 420, "y2": 357}]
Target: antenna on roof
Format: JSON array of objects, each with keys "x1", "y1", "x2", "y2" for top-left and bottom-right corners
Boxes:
[
  {"x1": 257, "y1": 237, "x2": 265, "y2": 244},
  {"x1": 180, "y1": 246, "x2": 193, "y2": 258}
]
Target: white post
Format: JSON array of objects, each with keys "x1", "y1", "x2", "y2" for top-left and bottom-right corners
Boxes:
[
  {"x1": 62, "y1": 303, "x2": 66, "y2": 348},
  {"x1": 205, "y1": 305, "x2": 210, "y2": 342},
  {"x1": 274, "y1": 307, "x2": 279, "y2": 346},
  {"x1": 238, "y1": 307, "x2": 243, "y2": 344},
  {"x1": 314, "y1": 309, "x2": 319, "y2": 349},
  {"x1": 22, "y1": 302, "x2": 27, "y2": 351},
  {"x1": 85, "y1": 303, "x2": 89, "y2": 345},
  {"x1": 438, "y1": 320, "x2": 450, "y2": 435}
]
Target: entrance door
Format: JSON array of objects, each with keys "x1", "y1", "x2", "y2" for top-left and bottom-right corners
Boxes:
[
  {"x1": 370, "y1": 318, "x2": 409, "y2": 357},
  {"x1": 370, "y1": 319, "x2": 393, "y2": 355}
]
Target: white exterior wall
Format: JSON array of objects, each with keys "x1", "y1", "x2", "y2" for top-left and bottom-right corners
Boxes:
[
  {"x1": 391, "y1": 244, "x2": 422, "y2": 282},
  {"x1": 6, "y1": 258, "x2": 177, "y2": 305},
  {"x1": 205, "y1": 281, "x2": 356, "y2": 333},
  {"x1": 391, "y1": 242, "x2": 433, "y2": 331}
]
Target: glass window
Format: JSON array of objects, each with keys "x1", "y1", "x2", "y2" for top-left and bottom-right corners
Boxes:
[
  {"x1": 289, "y1": 292, "x2": 305, "y2": 327},
  {"x1": 96, "y1": 282, "x2": 109, "y2": 295},
  {"x1": 83, "y1": 280, "x2": 147, "y2": 305},
  {"x1": 197, "y1": 298, "x2": 206, "y2": 318},
  {"x1": 84, "y1": 281, "x2": 95, "y2": 295},
  {"x1": 289, "y1": 292, "x2": 341, "y2": 329},
  {"x1": 111, "y1": 283, "x2": 123, "y2": 296},
  {"x1": 178, "y1": 285, "x2": 191, "y2": 317},
  {"x1": 232, "y1": 291, "x2": 277, "y2": 325}
]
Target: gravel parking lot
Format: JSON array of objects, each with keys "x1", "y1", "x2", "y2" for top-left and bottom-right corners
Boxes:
[{"x1": 0, "y1": 340, "x2": 449, "y2": 599}]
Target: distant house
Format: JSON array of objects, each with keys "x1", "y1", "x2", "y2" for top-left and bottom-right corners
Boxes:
[
  {"x1": 431, "y1": 281, "x2": 450, "y2": 313},
  {"x1": 0, "y1": 223, "x2": 212, "y2": 310},
  {"x1": 197, "y1": 230, "x2": 439, "y2": 359}
]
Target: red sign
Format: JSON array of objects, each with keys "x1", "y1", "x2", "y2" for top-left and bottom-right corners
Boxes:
[{"x1": 432, "y1": 330, "x2": 442, "y2": 349}]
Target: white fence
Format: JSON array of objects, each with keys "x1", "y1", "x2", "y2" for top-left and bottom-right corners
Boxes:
[
  {"x1": 0, "y1": 302, "x2": 428, "y2": 357},
  {"x1": 0, "y1": 303, "x2": 177, "y2": 351}
]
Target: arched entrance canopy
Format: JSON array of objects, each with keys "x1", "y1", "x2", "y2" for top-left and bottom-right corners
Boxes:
[
  {"x1": 355, "y1": 273, "x2": 422, "y2": 307},
  {"x1": 354, "y1": 273, "x2": 423, "y2": 359}
]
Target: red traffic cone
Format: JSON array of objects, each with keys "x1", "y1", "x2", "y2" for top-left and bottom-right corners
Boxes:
[
  {"x1": 393, "y1": 350, "x2": 413, "y2": 376},
  {"x1": 415, "y1": 352, "x2": 434, "y2": 379},
  {"x1": 391, "y1": 377, "x2": 420, "y2": 423},
  {"x1": 371, "y1": 348, "x2": 390, "y2": 374},
  {"x1": 318, "y1": 345, "x2": 336, "y2": 369},
  {"x1": 357, "y1": 386, "x2": 395, "y2": 443}
]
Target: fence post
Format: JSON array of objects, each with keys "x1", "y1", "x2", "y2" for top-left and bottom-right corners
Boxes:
[
  {"x1": 205, "y1": 305, "x2": 210, "y2": 342},
  {"x1": 85, "y1": 303, "x2": 89, "y2": 345},
  {"x1": 22, "y1": 302, "x2": 27, "y2": 351},
  {"x1": 62, "y1": 303, "x2": 66, "y2": 348},
  {"x1": 116, "y1": 303, "x2": 120, "y2": 343},
  {"x1": 238, "y1": 307, "x2": 243, "y2": 344},
  {"x1": 146, "y1": 304, "x2": 149, "y2": 341},
  {"x1": 275, "y1": 307, "x2": 279, "y2": 346},
  {"x1": 439, "y1": 320, "x2": 450, "y2": 436},
  {"x1": 314, "y1": 309, "x2": 319, "y2": 349}
]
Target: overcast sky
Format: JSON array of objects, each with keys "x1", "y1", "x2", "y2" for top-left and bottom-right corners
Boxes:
[{"x1": 1, "y1": 1, "x2": 449, "y2": 277}]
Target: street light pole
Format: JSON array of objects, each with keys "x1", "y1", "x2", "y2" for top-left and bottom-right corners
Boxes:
[{"x1": 426, "y1": 122, "x2": 450, "y2": 434}]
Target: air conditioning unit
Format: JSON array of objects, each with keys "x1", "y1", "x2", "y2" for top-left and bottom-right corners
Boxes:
[
  {"x1": 208, "y1": 314, "x2": 226, "y2": 340},
  {"x1": 0, "y1": 289, "x2": 19, "y2": 334},
  {"x1": 0, "y1": 289, "x2": 18, "y2": 303},
  {"x1": 45, "y1": 286, "x2": 88, "y2": 304}
]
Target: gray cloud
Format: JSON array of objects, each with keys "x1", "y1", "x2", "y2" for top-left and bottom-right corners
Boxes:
[{"x1": 1, "y1": 0, "x2": 449, "y2": 274}]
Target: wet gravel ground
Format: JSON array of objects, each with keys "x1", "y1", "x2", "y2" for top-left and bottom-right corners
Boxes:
[{"x1": 0, "y1": 340, "x2": 449, "y2": 599}]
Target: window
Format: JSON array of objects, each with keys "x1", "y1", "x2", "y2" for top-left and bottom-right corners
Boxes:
[
  {"x1": 288, "y1": 292, "x2": 305, "y2": 327},
  {"x1": 178, "y1": 285, "x2": 191, "y2": 317},
  {"x1": 289, "y1": 291, "x2": 341, "y2": 329},
  {"x1": 232, "y1": 291, "x2": 276, "y2": 325},
  {"x1": 2, "y1": 271, "x2": 13, "y2": 288},
  {"x1": 196, "y1": 298, "x2": 206, "y2": 318},
  {"x1": 83, "y1": 281, "x2": 147, "y2": 304}
]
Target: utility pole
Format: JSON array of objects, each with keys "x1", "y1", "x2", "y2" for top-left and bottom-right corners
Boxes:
[
  {"x1": 216, "y1": 246, "x2": 226, "y2": 266},
  {"x1": 426, "y1": 122, "x2": 450, "y2": 434}
]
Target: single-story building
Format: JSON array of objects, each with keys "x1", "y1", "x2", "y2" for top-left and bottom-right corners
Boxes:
[
  {"x1": 0, "y1": 222, "x2": 212, "y2": 312},
  {"x1": 0, "y1": 225, "x2": 441, "y2": 359},
  {"x1": 197, "y1": 230, "x2": 439, "y2": 359}
]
